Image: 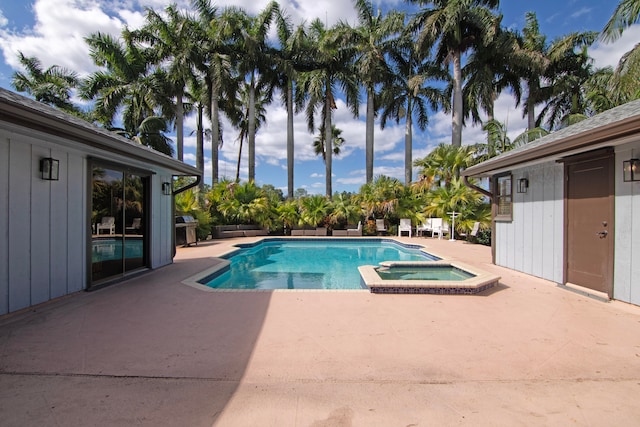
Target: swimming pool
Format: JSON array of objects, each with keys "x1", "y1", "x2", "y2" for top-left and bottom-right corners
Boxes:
[{"x1": 200, "y1": 238, "x2": 438, "y2": 290}]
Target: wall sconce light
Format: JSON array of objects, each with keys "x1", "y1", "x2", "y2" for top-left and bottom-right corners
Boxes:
[
  {"x1": 623, "y1": 158, "x2": 640, "y2": 182},
  {"x1": 40, "y1": 158, "x2": 59, "y2": 181},
  {"x1": 162, "y1": 181, "x2": 172, "y2": 195},
  {"x1": 517, "y1": 178, "x2": 529, "y2": 193}
]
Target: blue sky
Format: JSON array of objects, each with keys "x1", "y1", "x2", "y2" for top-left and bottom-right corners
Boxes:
[{"x1": 0, "y1": 0, "x2": 637, "y2": 194}]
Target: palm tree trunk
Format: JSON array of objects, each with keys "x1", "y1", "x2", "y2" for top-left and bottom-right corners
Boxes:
[
  {"x1": 527, "y1": 80, "x2": 537, "y2": 130},
  {"x1": 235, "y1": 137, "x2": 243, "y2": 182},
  {"x1": 405, "y1": 98, "x2": 413, "y2": 185},
  {"x1": 211, "y1": 87, "x2": 220, "y2": 185},
  {"x1": 286, "y1": 79, "x2": 294, "y2": 199},
  {"x1": 324, "y1": 86, "x2": 333, "y2": 197},
  {"x1": 176, "y1": 89, "x2": 184, "y2": 161},
  {"x1": 451, "y1": 50, "x2": 463, "y2": 147},
  {"x1": 248, "y1": 72, "x2": 256, "y2": 182},
  {"x1": 196, "y1": 103, "x2": 204, "y2": 192},
  {"x1": 365, "y1": 86, "x2": 375, "y2": 183}
]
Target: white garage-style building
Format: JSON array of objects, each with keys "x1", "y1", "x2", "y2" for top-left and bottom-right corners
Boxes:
[
  {"x1": 0, "y1": 88, "x2": 201, "y2": 316},
  {"x1": 463, "y1": 99, "x2": 640, "y2": 306}
]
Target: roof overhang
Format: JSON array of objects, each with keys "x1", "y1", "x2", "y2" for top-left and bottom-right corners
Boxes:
[
  {"x1": 463, "y1": 106, "x2": 640, "y2": 179},
  {"x1": 0, "y1": 88, "x2": 201, "y2": 177}
]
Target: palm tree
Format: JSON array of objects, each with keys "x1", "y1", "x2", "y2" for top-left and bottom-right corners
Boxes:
[
  {"x1": 601, "y1": 0, "x2": 640, "y2": 42},
  {"x1": 358, "y1": 175, "x2": 405, "y2": 219},
  {"x1": 471, "y1": 119, "x2": 513, "y2": 163},
  {"x1": 407, "y1": 0, "x2": 500, "y2": 147},
  {"x1": 192, "y1": 0, "x2": 239, "y2": 184},
  {"x1": 462, "y1": 22, "x2": 521, "y2": 125},
  {"x1": 232, "y1": 80, "x2": 268, "y2": 182},
  {"x1": 537, "y1": 42, "x2": 598, "y2": 130},
  {"x1": 424, "y1": 177, "x2": 488, "y2": 234},
  {"x1": 339, "y1": 0, "x2": 404, "y2": 184},
  {"x1": 329, "y1": 193, "x2": 362, "y2": 227},
  {"x1": 299, "y1": 195, "x2": 332, "y2": 228},
  {"x1": 513, "y1": 12, "x2": 597, "y2": 130},
  {"x1": 136, "y1": 5, "x2": 198, "y2": 161},
  {"x1": 11, "y1": 52, "x2": 81, "y2": 114},
  {"x1": 227, "y1": 2, "x2": 279, "y2": 182},
  {"x1": 414, "y1": 143, "x2": 475, "y2": 188},
  {"x1": 273, "y1": 14, "x2": 307, "y2": 199},
  {"x1": 380, "y1": 38, "x2": 449, "y2": 185},
  {"x1": 313, "y1": 125, "x2": 345, "y2": 161},
  {"x1": 295, "y1": 19, "x2": 360, "y2": 196},
  {"x1": 81, "y1": 30, "x2": 170, "y2": 136}
]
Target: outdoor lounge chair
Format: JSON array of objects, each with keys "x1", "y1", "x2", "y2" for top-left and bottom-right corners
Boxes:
[
  {"x1": 416, "y1": 218, "x2": 432, "y2": 237},
  {"x1": 431, "y1": 218, "x2": 444, "y2": 239},
  {"x1": 398, "y1": 218, "x2": 412, "y2": 237},
  {"x1": 347, "y1": 221, "x2": 362, "y2": 236},
  {"x1": 470, "y1": 221, "x2": 480, "y2": 237},
  {"x1": 126, "y1": 217, "x2": 141, "y2": 234},
  {"x1": 375, "y1": 219, "x2": 387, "y2": 235},
  {"x1": 97, "y1": 216, "x2": 115, "y2": 235}
]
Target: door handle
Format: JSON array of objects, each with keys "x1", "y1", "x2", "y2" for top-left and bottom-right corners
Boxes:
[{"x1": 596, "y1": 230, "x2": 608, "y2": 238}]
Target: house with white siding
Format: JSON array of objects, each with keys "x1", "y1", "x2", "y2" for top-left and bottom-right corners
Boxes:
[
  {"x1": 0, "y1": 88, "x2": 201, "y2": 316},
  {"x1": 463, "y1": 99, "x2": 640, "y2": 306}
]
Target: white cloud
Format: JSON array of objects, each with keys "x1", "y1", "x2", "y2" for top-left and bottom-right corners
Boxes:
[{"x1": 590, "y1": 24, "x2": 640, "y2": 69}]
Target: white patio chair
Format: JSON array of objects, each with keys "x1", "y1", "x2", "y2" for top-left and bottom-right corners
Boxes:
[{"x1": 398, "y1": 218, "x2": 412, "y2": 237}]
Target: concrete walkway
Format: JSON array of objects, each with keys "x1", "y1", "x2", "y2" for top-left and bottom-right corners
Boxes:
[{"x1": 1, "y1": 236, "x2": 640, "y2": 426}]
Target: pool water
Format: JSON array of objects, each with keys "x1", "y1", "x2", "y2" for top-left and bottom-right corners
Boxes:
[
  {"x1": 376, "y1": 266, "x2": 474, "y2": 281},
  {"x1": 92, "y1": 238, "x2": 143, "y2": 262},
  {"x1": 202, "y1": 239, "x2": 437, "y2": 290}
]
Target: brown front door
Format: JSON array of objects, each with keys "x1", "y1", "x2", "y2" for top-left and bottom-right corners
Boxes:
[{"x1": 565, "y1": 149, "x2": 614, "y2": 296}]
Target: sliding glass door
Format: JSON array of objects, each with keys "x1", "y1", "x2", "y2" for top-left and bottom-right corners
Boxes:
[{"x1": 91, "y1": 164, "x2": 148, "y2": 286}]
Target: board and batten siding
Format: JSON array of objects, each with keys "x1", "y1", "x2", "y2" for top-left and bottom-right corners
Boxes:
[
  {"x1": 495, "y1": 163, "x2": 564, "y2": 284},
  {"x1": 0, "y1": 122, "x2": 181, "y2": 315},
  {"x1": 614, "y1": 142, "x2": 640, "y2": 305},
  {"x1": 0, "y1": 128, "x2": 87, "y2": 315}
]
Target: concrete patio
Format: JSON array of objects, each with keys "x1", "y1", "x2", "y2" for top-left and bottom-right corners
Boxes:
[{"x1": 1, "y1": 236, "x2": 640, "y2": 426}]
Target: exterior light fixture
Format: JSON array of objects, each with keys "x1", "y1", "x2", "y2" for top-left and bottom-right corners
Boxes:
[
  {"x1": 40, "y1": 158, "x2": 59, "y2": 181},
  {"x1": 162, "y1": 181, "x2": 172, "y2": 195},
  {"x1": 517, "y1": 178, "x2": 529, "y2": 193},
  {"x1": 623, "y1": 158, "x2": 640, "y2": 182}
]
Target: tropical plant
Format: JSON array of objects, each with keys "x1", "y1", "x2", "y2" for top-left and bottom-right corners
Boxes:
[
  {"x1": 512, "y1": 12, "x2": 597, "y2": 130},
  {"x1": 299, "y1": 195, "x2": 332, "y2": 227},
  {"x1": 81, "y1": 30, "x2": 170, "y2": 135},
  {"x1": 358, "y1": 175, "x2": 406, "y2": 219},
  {"x1": 277, "y1": 199, "x2": 301, "y2": 233},
  {"x1": 339, "y1": 0, "x2": 404, "y2": 183},
  {"x1": 272, "y1": 14, "x2": 307, "y2": 199},
  {"x1": 471, "y1": 119, "x2": 513, "y2": 163},
  {"x1": 216, "y1": 181, "x2": 272, "y2": 227},
  {"x1": 295, "y1": 18, "x2": 359, "y2": 196},
  {"x1": 380, "y1": 38, "x2": 449, "y2": 185},
  {"x1": 329, "y1": 193, "x2": 362, "y2": 227},
  {"x1": 601, "y1": 0, "x2": 640, "y2": 42},
  {"x1": 192, "y1": 0, "x2": 239, "y2": 184},
  {"x1": 11, "y1": 52, "x2": 81, "y2": 114},
  {"x1": 313, "y1": 125, "x2": 345, "y2": 161},
  {"x1": 414, "y1": 143, "x2": 475, "y2": 188},
  {"x1": 135, "y1": 5, "x2": 199, "y2": 161},
  {"x1": 423, "y1": 177, "x2": 489, "y2": 235},
  {"x1": 175, "y1": 188, "x2": 212, "y2": 240},
  {"x1": 232, "y1": 80, "x2": 269, "y2": 181},
  {"x1": 462, "y1": 22, "x2": 521, "y2": 124},
  {"x1": 407, "y1": 0, "x2": 500, "y2": 147}
]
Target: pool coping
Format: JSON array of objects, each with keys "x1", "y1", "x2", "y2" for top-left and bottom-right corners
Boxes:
[{"x1": 358, "y1": 260, "x2": 501, "y2": 294}]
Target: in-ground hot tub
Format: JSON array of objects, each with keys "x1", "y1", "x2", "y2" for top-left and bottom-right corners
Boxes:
[{"x1": 358, "y1": 260, "x2": 501, "y2": 294}]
